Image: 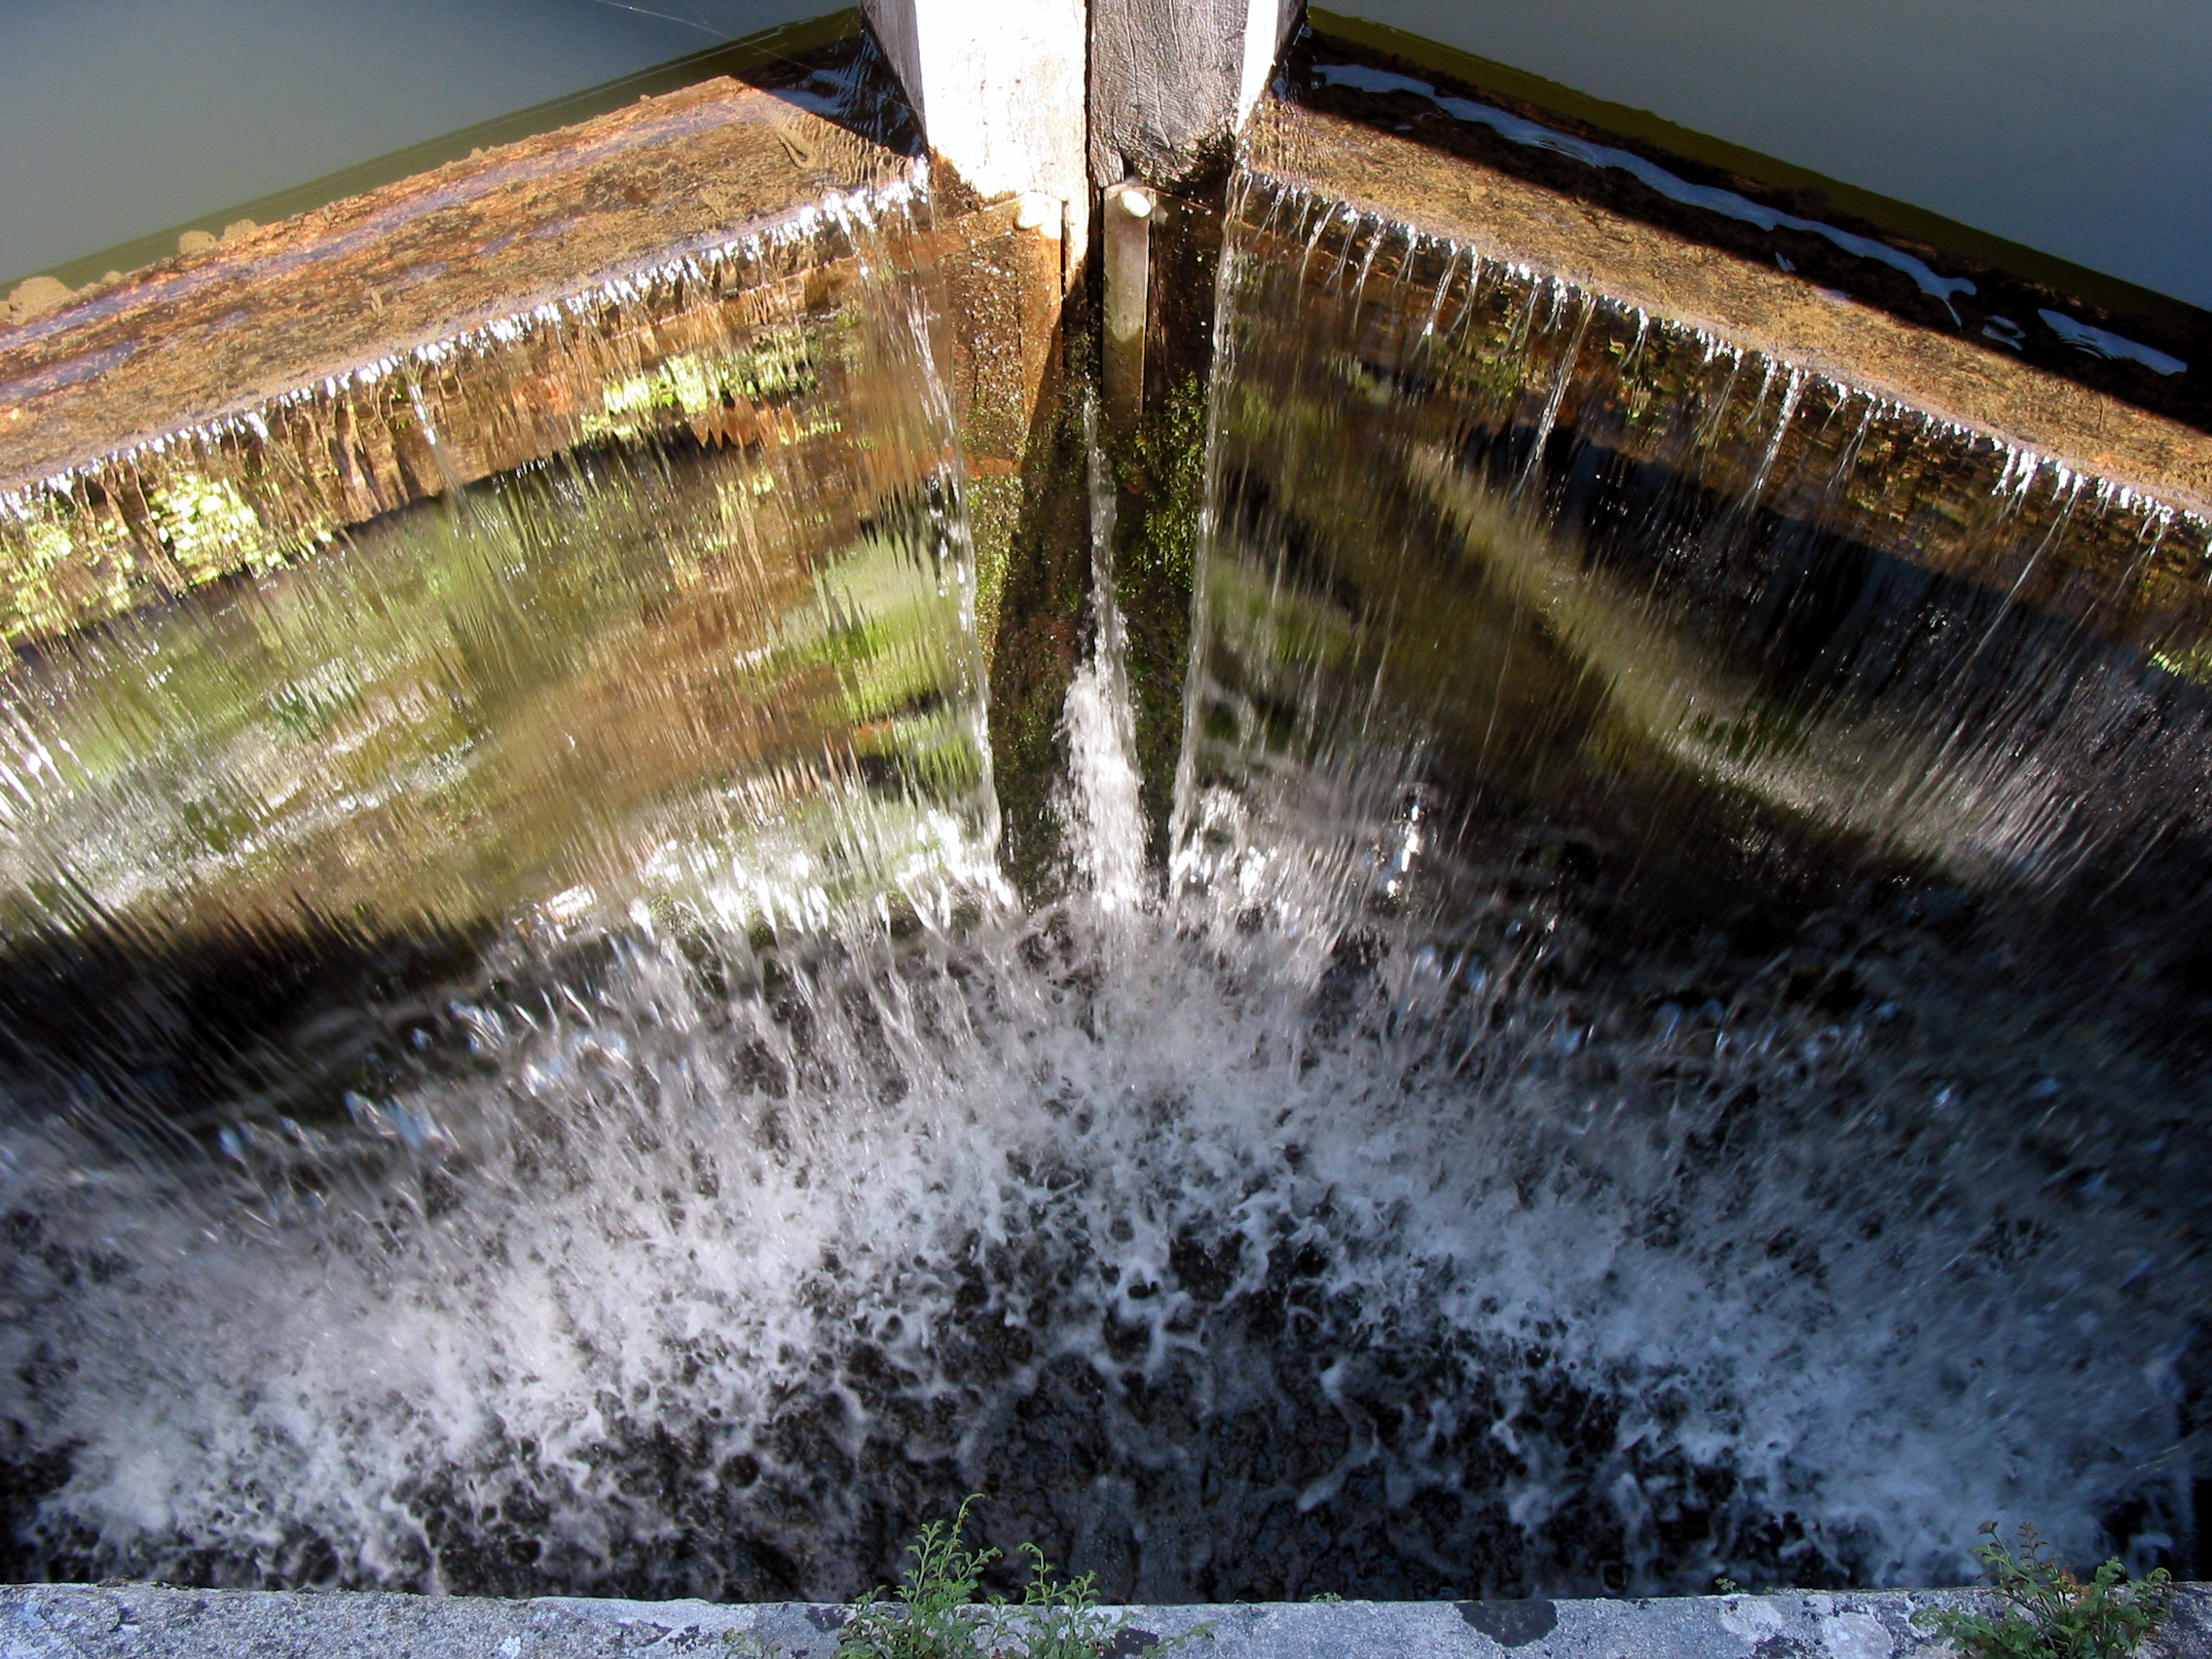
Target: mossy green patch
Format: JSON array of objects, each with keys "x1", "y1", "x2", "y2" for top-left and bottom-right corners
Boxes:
[
  {"x1": 983, "y1": 343, "x2": 1092, "y2": 899},
  {"x1": 1109, "y1": 370, "x2": 1209, "y2": 863}
]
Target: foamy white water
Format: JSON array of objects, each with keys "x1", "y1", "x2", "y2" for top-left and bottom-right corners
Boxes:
[
  {"x1": 0, "y1": 716, "x2": 2195, "y2": 1600},
  {"x1": 1053, "y1": 408, "x2": 1149, "y2": 914}
]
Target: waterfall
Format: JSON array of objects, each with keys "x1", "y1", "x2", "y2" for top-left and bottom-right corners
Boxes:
[
  {"x1": 0, "y1": 164, "x2": 2202, "y2": 1605},
  {"x1": 1185, "y1": 170, "x2": 2212, "y2": 941},
  {"x1": 0, "y1": 181, "x2": 999, "y2": 1145},
  {"x1": 1054, "y1": 402, "x2": 1149, "y2": 912},
  {"x1": 1165, "y1": 166, "x2": 2211, "y2": 1585}
]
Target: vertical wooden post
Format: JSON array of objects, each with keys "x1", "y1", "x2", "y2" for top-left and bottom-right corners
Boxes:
[
  {"x1": 1088, "y1": 0, "x2": 1302, "y2": 187},
  {"x1": 861, "y1": 0, "x2": 1304, "y2": 257}
]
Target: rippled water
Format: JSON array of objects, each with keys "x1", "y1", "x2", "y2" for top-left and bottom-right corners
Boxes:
[{"x1": 0, "y1": 165, "x2": 2205, "y2": 1604}]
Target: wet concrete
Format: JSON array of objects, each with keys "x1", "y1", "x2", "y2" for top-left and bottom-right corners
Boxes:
[
  {"x1": 1243, "y1": 95, "x2": 2212, "y2": 508},
  {"x1": 2, "y1": 1583, "x2": 2208, "y2": 1659},
  {"x1": 0, "y1": 42, "x2": 1063, "y2": 657}
]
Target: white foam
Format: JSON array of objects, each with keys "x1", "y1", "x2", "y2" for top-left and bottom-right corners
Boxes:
[
  {"x1": 0, "y1": 838, "x2": 2192, "y2": 1597},
  {"x1": 1053, "y1": 410, "x2": 1149, "y2": 913}
]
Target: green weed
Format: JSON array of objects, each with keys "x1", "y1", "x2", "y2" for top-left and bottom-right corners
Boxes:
[
  {"x1": 1914, "y1": 1523, "x2": 2173, "y2": 1659},
  {"x1": 833, "y1": 1497, "x2": 1209, "y2": 1659}
]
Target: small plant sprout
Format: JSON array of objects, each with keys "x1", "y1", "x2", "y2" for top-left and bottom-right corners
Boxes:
[
  {"x1": 1914, "y1": 1522, "x2": 2173, "y2": 1659},
  {"x1": 833, "y1": 1497, "x2": 1210, "y2": 1659}
]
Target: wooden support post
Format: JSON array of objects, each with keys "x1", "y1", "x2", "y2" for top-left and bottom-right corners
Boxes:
[{"x1": 1088, "y1": 0, "x2": 1303, "y2": 187}]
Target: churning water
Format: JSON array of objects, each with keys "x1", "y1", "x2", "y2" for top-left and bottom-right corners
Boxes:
[{"x1": 0, "y1": 160, "x2": 2206, "y2": 1606}]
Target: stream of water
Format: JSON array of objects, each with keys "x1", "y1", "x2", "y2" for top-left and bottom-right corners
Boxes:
[{"x1": 0, "y1": 163, "x2": 2204, "y2": 1604}]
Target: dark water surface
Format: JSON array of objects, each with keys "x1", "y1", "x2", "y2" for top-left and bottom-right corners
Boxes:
[
  {"x1": 0, "y1": 0, "x2": 830, "y2": 289},
  {"x1": 1333, "y1": 0, "x2": 2212, "y2": 310}
]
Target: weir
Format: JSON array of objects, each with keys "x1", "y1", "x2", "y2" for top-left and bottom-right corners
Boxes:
[{"x1": 0, "y1": 0, "x2": 2209, "y2": 1639}]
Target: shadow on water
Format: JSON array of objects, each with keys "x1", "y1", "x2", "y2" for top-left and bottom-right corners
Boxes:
[{"x1": 0, "y1": 913, "x2": 492, "y2": 1158}]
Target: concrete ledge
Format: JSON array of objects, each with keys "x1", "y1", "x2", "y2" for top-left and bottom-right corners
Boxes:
[
  {"x1": 0, "y1": 78, "x2": 914, "y2": 496},
  {"x1": 1235, "y1": 100, "x2": 2212, "y2": 667},
  {"x1": 0, "y1": 53, "x2": 1063, "y2": 652},
  {"x1": 1244, "y1": 98, "x2": 2212, "y2": 514},
  {"x1": 5, "y1": 1586, "x2": 2210, "y2": 1659},
  {"x1": 0, "y1": 74, "x2": 921, "y2": 648}
]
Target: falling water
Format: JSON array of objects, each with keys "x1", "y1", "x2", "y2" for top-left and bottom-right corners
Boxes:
[
  {"x1": 1173, "y1": 166, "x2": 2212, "y2": 1581},
  {"x1": 0, "y1": 179, "x2": 996, "y2": 1143},
  {"x1": 1185, "y1": 174, "x2": 2212, "y2": 933},
  {"x1": 0, "y1": 163, "x2": 2206, "y2": 1606},
  {"x1": 1054, "y1": 403, "x2": 1148, "y2": 911}
]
